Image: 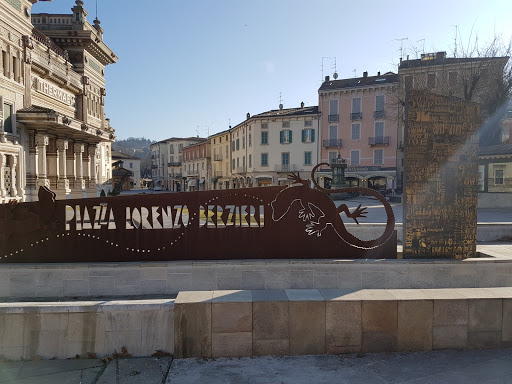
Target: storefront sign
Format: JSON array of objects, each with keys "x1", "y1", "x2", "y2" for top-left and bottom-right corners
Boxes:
[
  {"x1": 0, "y1": 169, "x2": 396, "y2": 263},
  {"x1": 32, "y1": 76, "x2": 76, "y2": 107}
]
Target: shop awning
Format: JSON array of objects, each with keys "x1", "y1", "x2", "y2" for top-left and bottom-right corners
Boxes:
[{"x1": 188, "y1": 179, "x2": 197, "y2": 187}]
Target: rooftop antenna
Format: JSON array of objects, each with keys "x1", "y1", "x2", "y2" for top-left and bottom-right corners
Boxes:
[
  {"x1": 451, "y1": 25, "x2": 458, "y2": 57},
  {"x1": 394, "y1": 37, "x2": 408, "y2": 60},
  {"x1": 416, "y1": 38, "x2": 425, "y2": 55},
  {"x1": 321, "y1": 57, "x2": 337, "y2": 81},
  {"x1": 95, "y1": 0, "x2": 98, "y2": 19},
  {"x1": 279, "y1": 92, "x2": 283, "y2": 110},
  {"x1": 353, "y1": 69, "x2": 356, "y2": 77}
]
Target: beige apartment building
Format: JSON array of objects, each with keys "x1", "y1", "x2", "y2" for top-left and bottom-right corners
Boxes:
[
  {"x1": 0, "y1": 0, "x2": 117, "y2": 203},
  {"x1": 210, "y1": 128, "x2": 231, "y2": 189},
  {"x1": 111, "y1": 150, "x2": 141, "y2": 188},
  {"x1": 150, "y1": 137, "x2": 204, "y2": 191},
  {"x1": 230, "y1": 104, "x2": 320, "y2": 187},
  {"x1": 182, "y1": 140, "x2": 210, "y2": 191}
]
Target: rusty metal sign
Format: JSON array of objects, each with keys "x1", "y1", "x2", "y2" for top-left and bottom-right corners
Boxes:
[{"x1": 0, "y1": 166, "x2": 396, "y2": 263}]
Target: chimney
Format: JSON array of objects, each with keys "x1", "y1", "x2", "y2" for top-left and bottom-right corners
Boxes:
[
  {"x1": 246, "y1": 112, "x2": 250, "y2": 120},
  {"x1": 325, "y1": 75, "x2": 330, "y2": 82},
  {"x1": 363, "y1": 71, "x2": 368, "y2": 78},
  {"x1": 377, "y1": 71, "x2": 380, "y2": 76},
  {"x1": 300, "y1": 101, "x2": 304, "y2": 108}
]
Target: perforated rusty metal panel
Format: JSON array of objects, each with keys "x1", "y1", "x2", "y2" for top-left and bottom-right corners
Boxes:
[{"x1": 0, "y1": 171, "x2": 396, "y2": 263}]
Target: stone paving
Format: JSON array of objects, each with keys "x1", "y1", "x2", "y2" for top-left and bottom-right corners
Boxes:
[{"x1": 1, "y1": 349, "x2": 512, "y2": 383}]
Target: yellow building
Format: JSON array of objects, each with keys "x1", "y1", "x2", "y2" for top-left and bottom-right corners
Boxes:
[{"x1": 210, "y1": 129, "x2": 231, "y2": 189}]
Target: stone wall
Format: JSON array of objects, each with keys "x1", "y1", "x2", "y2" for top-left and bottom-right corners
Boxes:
[
  {"x1": 0, "y1": 299, "x2": 174, "y2": 361},
  {"x1": 175, "y1": 288, "x2": 512, "y2": 358}
]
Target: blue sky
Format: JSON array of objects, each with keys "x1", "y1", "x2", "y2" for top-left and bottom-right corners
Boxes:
[{"x1": 32, "y1": 0, "x2": 512, "y2": 141}]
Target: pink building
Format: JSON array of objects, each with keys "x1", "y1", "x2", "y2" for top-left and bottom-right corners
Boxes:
[{"x1": 317, "y1": 71, "x2": 399, "y2": 191}]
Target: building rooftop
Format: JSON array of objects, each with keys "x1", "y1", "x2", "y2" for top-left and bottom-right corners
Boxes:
[
  {"x1": 479, "y1": 143, "x2": 512, "y2": 157},
  {"x1": 251, "y1": 105, "x2": 319, "y2": 119},
  {"x1": 399, "y1": 52, "x2": 509, "y2": 70},
  {"x1": 319, "y1": 73, "x2": 398, "y2": 91},
  {"x1": 155, "y1": 137, "x2": 206, "y2": 144},
  {"x1": 111, "y1": 151, "x2": 141, "y2": 160}
]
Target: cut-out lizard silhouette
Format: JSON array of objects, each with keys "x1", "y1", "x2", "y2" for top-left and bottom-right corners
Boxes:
[{"x1": 271, "y1": 164, "x2": 395, "y2": 249}]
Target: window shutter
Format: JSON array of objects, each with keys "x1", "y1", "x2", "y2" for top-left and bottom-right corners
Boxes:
[
  {"x1": 302, "y1": 129, "x2": 305, "y2": 143},
  {"x1": 289, "y1": 130, "x2": 292, "y2": 144},
  {"x1": 280, "y1": 131, "x2": 284, "y2": 144},
  {"x1": 311, "y1": 129, "x2": 315, "y2": 143}
]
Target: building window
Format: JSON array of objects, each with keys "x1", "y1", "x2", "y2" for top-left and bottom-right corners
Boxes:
[
  {"x1": 242, "y1": 156, "x2": 246, "y2": 169},
  {"x1": 237, "y1": 158, "x2": 239, "y2": 167},
  {"x1": 404, "y1": 75, "x2": 413, "y2": 91},
  {"x1": 232, "y1": 159, "x2": 235, "y2": 170},
  {"x1": 304, "y1": 152, "x2": 312, "y2": 165},
  {"x1": 249, "y1": 154, "x2": 252, "y2": 168},
  {"x1": 129, "y1": 162, "x2": 133, "y2": 169},
  {"x1": 328, "y1": 151, "x2": 338, "y2": 164},
  {"x1": 249, "y1": 133, "x2": 252, "y2": 146},
  {"x1": 449, "y1": 72, "x2": 457, "y2": 87},
  {"x1": 329, "y1": 125, "x2": 338, "y2": 140},
  {"x1": 374, "y1": 149, "x2": 384, "y2": 165},
  {"x1": 242, "y1": 136, "x2": 245, "y2": 149},
  {"x1": 169, "y1": 144, "x2": 174, "y2": 154},
  {"x1": 280, "y1": 130, "x2": 292, "y2": 144},
  {"x1": 3, "y1": 103, "x2": 13, "y2": 134},
  {"x1": 261, "y1": 131, "x2": 268, "y2": 145},
  {"x1": 302, "y1": 129, "x2": 315, "y2": 143},
  {"x1": 351, "y1": 123, "x2": 361, "y2": 140},
  {"x1": 236, "y1": 138, "x2": 240, "y2": 150},
  {"x1": 351, "y1": 98, "x2": 362, "y2": 120},
  {"x1": 282, "y1": 121, "x2": 290, "y2": 128},
  {"x1": 375, "y1": 95, "x2": 385, "y2": 112},
  {"x1": 495, "y1": 168, "x2": 504, "y2": 185},
  {"x1": 261, "y1": 123, "x2": 268, "y2": 129},
  {"x1": 281, "y1": 152, "x2": 290, "y2": 171},
  {"x1": 261, "y1": 153, "x2": 268, "y2": 167},
  {"x1": 427, "y1": 73, "x2": 436, "y2": 88},
  {"x1": 226, "y1": 144, "x2": 229, "y2": 156},
  {"x1": 2, "y1": 51, "x2": 8, "y2": 76},
  {"x1": 350, "y1": 150, "x2": 360, "y2": 165},
  {"x1": 329, "y1": 99, "x2": 339, "y2": 122},
  {"x1": 375, "y1": 121, "x2": 384, "y2": 138},
  {"x1": 232, "y1": 140, "x2": 235, "y2": 152}
]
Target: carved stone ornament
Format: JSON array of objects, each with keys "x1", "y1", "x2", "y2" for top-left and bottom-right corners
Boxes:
[
  {"x1": 74, "y1": 143, "x2": 84, "y2": 153},
  {"x1": 88, "y1": 145, "x2": 98, "y2": 156},
  {"x1": 56, "y1": 139, "x2": 69, "y2": 151},
  {"x1": 35, "y1": 133, "x2": 49, "y2": 147},
  {"x1": 62, "y1": 116, "x2": 72, "y2": 125},
  {"x1": 81, "y1": 123, "x2": 88, "y2": 132},
  {"x1": 22, "y1": 35, "x2": 34, "y2": 49},
  {"x1": 96, "y1": 129, "x2": 102, "y2": 136}
]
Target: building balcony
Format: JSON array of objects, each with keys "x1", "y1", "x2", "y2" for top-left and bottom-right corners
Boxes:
[
  {"x1": 168, "y1": 162, "x2": 182, "y2": 167},
  {"x1": 369, "y1": 136, "x2": 391, "y2": 146},
  {"x1": 274, "y1": 164, "x2": 301, "y2": 173},
  {"x1": 214, "y1": 154, "x2": 223, "y2": 161},
  {"x1": 323, "y1": 139, "x2": 343, "y2": 148},
  {"x1": 170, "y1": 173, "x2": 183, "y2": 178},
  {"x1": 351, "y1": 112, "x2": 362, "y2": 120},
  {"x1": 374, "y1": 110, "x2": 386, "y2": 118},
  {"x1": 328, "y1": 114, "x2": 339, "y2": 122}
]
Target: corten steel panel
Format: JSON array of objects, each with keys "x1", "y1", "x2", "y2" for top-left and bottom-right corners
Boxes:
[
  {"x1": 0, "y1": 170, "x2": 396, "y2": 263},
  {"x1": 403, "y1": 90, "x2": 480, "y2": 259}
]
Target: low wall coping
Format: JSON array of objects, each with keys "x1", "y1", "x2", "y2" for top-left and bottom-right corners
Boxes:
[
  {"x1": 0, "y1": 298, "x2": 175, "y2": 314},
  {"x1": 175, "y1": 287, "x2": 512, "y2": 304}
]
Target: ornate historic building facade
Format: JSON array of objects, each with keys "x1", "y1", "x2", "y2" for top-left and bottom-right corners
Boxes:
[{"x1": 0, "y1": 0, "x2": 117, "y2": 203}]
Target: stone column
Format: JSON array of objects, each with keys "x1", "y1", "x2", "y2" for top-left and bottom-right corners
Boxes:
[
  {"x1": 0, "y1": 154, "x2": 6, "y2": 201},
  {"x1": 56, "y1": 139, "x2": 70, "y2": 199},
  {"x1": 35, "y1": 132, "x2": 50, "y2": 191},
  {"x1": 71, "y1": 143, "x2": 85, "y2": 198},
  {"x1": 11, "y1": 154, "x2": 21, "y2": 199},
  {"x1": 46, "y1": 137, "x2": 59, "y2": 191},
  {"x1": 25, "y1": 131, "x2": 37, "y2": 201},
  {"x1": 86, "y1": 144, "x2": 98, "y2": 197}
]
